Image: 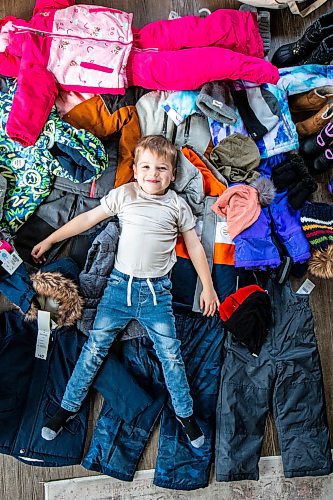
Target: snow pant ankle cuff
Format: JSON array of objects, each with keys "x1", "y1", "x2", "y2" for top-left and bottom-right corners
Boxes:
[
  {"x1": 216, "y1": 472, "x2": 259, "y2": 482},
  {"x1": 82, "y1": 458, "x2": 135, "y2": 481},
  {"x1": 153, "y1": 479, "x2": 209, "y2": 490},
  {"x1": 284, "y1": 466, "x2": 333, "y2": 479}
]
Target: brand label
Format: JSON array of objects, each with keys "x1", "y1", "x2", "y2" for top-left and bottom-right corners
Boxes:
[{"x1": 12, "y1": 158, "x2": 25, "y2": 169}]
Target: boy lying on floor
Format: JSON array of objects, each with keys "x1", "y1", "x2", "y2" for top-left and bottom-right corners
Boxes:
[{"x1": 32, "y1": 135, "x2": 219, "y2": 448}]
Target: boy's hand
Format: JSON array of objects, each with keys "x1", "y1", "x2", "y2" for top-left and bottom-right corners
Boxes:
[
  {"x1": 200, "y1": 287, "x2": 220, "y2": 317},
  {"x1": 31, "y1": 239, "x2": 53, "y2": 263}
]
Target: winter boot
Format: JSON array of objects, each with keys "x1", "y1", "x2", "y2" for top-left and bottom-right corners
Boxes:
[
  {"x1": 296, "y1": 100, "x2": 333, "y2": 137},
  {"x1": 289, "y1": 86, "x2": 333, "y2": 113},
  {"x1": 271, "y1": 10, "x2": 333, "y2": 68},
  {"x1": 300, "y1": 122, "x2": 333, "y2": 157},
  {"x1": 301, "y1": 34, "x2": 333, "y2": 65},
  {"x1": 313, "y1": 146, "x2": 333, "y2": 173}
]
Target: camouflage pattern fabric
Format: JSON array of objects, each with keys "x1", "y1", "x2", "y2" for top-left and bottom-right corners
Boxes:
[{"x1": 82, "y1": 312, "x2": 225, "y2": 491}]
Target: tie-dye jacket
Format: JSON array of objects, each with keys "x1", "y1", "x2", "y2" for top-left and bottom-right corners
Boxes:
[
  {"x1": 0, "y1": 78, "x2": 108, "y2": 232},
  {"x1": 199, "y1": 64, "x2": 333, "y2": 158}
]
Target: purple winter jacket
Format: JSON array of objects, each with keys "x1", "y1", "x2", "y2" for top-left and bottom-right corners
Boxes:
[
  {"x1": 234, "y1": 208, "x2": 281, "y2": 269},
  {"x1": 234, "y1": 193, "x2": 310, "y2": 269}
]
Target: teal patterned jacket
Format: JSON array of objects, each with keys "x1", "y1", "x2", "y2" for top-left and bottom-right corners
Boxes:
[{"x1": 0, "y1": 78, "x2": 108, "y2": 232}]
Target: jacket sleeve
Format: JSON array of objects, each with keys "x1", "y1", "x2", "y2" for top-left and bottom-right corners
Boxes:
[
  {"x1": 133, "y1": 9, "x2": 264, "y2": 58},
  {"x1": 0, "y1": 50, "x2": 20, "y2": 77},
  {"x1": 63, "y1": 96, "x2": 141, "y2": 187},
  {"x1": 6, "y1": 34, "x2": 58, "y2": 147},
  {"x1": 269, "y1": 192, "x2": 311, "y2": 264},
  {"x1": 115, "y1": 106, "x2": 141, "y2": 187},
  {"x1": 33, "y1": 0, "x2": 75, "y2": 16}
]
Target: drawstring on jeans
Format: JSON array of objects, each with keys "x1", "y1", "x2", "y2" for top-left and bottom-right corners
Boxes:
[
  {"x1": 146, "y1": 278, "x2": 157, "y2": 306},
  {"x1": 126, "y1": 275, "x2": 157, "y2": 307},
  {"x1": 127, "y1": 275, "x2": 133, "y2": 306}
]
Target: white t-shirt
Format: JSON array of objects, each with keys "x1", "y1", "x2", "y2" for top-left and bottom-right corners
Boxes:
[{"x1": 100, "y1": 182, "x2": 196, "y2": 278}]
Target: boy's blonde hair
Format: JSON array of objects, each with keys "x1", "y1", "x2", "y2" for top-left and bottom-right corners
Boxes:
[{"x1": 134, "y1": 135, "x2": 178, "y2": 170}]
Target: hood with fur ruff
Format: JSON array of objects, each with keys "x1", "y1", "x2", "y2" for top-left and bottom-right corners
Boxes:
[{"x1": 25, "y1": 271, "x2": 84, "y2": 327}]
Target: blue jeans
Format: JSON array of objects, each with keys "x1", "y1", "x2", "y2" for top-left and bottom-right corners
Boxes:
[{"x1": 62, "y1": 269, "x2": 193, "y2": 418}]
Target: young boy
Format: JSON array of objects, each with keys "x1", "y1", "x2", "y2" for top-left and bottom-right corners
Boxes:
[{"x1": 32, "y1": 135, "x2": 219, "y2": 448}]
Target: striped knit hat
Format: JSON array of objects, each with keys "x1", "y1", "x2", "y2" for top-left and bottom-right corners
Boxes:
[{"x1": 300, "y1": 202, "x2": 333, "y2": 251}]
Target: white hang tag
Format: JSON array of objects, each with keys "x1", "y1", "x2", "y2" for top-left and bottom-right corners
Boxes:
[
  {"x1": 0, "y1": 249, "x2": 22, "y2": 274},
  {"x1": 12, "y1": 157, "x2": 26, "y2": 169},
  {"x1": 163, "y1": 106, "x2": 184, "y2": 126},
  {"x1": 296, "y1": 278, "x2": 315, "y2": 295},
  {"x1": 168, "y1": 10, "x2": 181, "y2": 20},
  {"x1": 51, "y1": 319, "x2": 58, "y2": 329},
  {"x1": 35, "y1": 311, "x2": 51, "y2": 360},
  {"x1": 215, "y1": 220, "x2": 234, "y2": 245}
]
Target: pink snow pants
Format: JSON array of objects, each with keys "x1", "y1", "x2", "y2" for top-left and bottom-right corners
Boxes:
[{"x1": 127, "y1": 9, "x2": 280, "y2": 89}]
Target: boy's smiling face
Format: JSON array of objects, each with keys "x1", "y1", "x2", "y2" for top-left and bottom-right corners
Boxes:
[{"x1": 133, "y1": 149, "x2": 175, "y2": 196}]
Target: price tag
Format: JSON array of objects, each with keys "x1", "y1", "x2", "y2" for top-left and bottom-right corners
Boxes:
[
  {"x1": 296, "y1": 278, "x2": 315, "y2": 295},
  {"x1": 35, "y1": 311, "x2": 51, "y2": 360},
  {"x1": 0, "y1": 249, "x2": 22, "y2": 274}
]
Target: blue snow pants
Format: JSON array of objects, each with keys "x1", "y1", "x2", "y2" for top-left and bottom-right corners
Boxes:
[{"x1": 82, "y1": 311, "x2": 224, "y2": 491}]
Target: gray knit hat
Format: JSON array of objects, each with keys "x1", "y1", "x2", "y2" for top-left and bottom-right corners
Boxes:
[{"x1": 196, "y1": 81, "x2": 238, "y2": 124}]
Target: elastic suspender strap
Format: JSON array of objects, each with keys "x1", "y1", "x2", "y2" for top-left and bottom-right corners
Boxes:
[
  {"x1": 288, "y1": 0, "x2": 328, "y2": 17},
  {"x1": 162, "y1": 113, "x2": 168, "y2": 137}
]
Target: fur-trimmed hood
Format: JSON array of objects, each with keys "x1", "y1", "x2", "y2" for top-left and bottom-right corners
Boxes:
[
  {"x1": 309, "y1": 247, "x2": 333, "y2": 280},
  {"x1": 25, "y1": 271, "x2": 84, "y2": 327}
]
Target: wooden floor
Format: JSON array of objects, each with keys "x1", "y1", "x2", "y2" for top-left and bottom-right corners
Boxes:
[{"x1": 0, "y1": 1, "x2": 332, "y2": 499}]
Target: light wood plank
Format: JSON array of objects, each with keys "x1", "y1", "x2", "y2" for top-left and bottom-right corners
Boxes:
[{"x1": 44, "y1": 456, "x2": 333, "y2": 500}]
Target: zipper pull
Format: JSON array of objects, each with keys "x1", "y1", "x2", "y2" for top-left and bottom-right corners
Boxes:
[{"x1": 35, "y1": 30, "x2": 45, "y2": 36}]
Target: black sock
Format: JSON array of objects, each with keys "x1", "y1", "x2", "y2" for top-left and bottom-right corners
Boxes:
[
  {"x1": 41, "y1": 408, "x2": 77, "y2": 440},
  {"x1": 176, "y1": 415, "x2": 205, "y2": 448}
]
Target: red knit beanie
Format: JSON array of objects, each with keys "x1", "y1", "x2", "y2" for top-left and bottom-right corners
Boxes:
[{"x1": 219, "y1": 285, "x2": 271, "y2": 355}]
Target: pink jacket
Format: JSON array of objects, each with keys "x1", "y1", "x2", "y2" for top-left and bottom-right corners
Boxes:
[
  {"x1": 0, "y1": 3, "x2": 279, "y2": 147},
  {"x1": 0, "y1": 1, "x2": 132, "y2": 91},
  {"x1": 0, "y1": 0, "x2": 133, "y2": 145}
]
